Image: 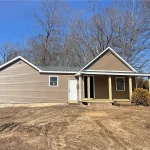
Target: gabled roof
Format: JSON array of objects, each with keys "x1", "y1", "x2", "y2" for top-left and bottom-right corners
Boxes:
[
  {"x1": 38, "y1": 66, "x2": 81, "y2": 72},
  {"x1": 0, "y1": 56, "x2": 41, "y2": 71},
  {"x1": 0, "y1": 47, "x2": 138, "y2": 74},
  {"x1": 0, "y1": 56, "x2": 79, "y2": 74},
  {"x1": 77, "y1": 47, "x2": 137, "y2": 73}
]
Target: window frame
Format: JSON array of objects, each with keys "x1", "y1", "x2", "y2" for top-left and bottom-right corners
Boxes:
[
  {"x1": 49, "y1": 76, "x2": 59, "y2": 87},
  {"x1": 116, "y1": 77, "x2": 125, "y2": 91}
]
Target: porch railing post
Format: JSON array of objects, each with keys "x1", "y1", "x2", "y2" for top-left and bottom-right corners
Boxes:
[
  {"x1": 129, "y1": 76, "x2": 132, "y2": 100},
  {"x1": 87, "y1": 76, "x2": 90, "y2": 99},
  {"x1": 108, "y1": 76, "x2": 112, "y2": 100}
]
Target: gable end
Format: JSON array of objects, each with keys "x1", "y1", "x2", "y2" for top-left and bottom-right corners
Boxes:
[
  {"x1": 86, "y1": 50, "x2": 132, "y2": 71},
  {"x1": 79, "y1": 47, "x2": 137, "y2": 73},
  {"x1": 0, "y1": 56, "x2": 41, "y2": 72}
]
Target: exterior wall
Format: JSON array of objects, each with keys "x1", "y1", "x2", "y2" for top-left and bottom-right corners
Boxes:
[
  {"x1": 94, "y1": 75, "x2": 109, "y2": 99},
  {"x1": 112, "y1": 76, "x2": 129, "y2": 99},
  {"x1": 112, "y1": 76, "x2": 136, "y2": 99},
  {"x1": 95, "y1": 75, "x2": 130, "y2": 99},
  {"x1": 86, "y1": 51, "x2": 132, "y2": 71},
  {"x1": 0, "y1": 59, "x2": 76, "y2": 104}
]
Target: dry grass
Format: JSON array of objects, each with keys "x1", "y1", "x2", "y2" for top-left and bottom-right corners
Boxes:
[{"x1": 0, "y1": 104, "x2": 150, "y2": 150}]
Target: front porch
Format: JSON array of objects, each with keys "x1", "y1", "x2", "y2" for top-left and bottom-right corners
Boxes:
[{"x1": 81, "y1": 75, "x2": 135, "y2": 104}]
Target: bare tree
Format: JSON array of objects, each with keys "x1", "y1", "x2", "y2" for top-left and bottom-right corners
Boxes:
[
  {"x1": 10, "y1": 0, "x2": 149, "y2": 70},
  {"x1": 108, "y1": 0, "x2": 150, "y2": 70},
  {"x1": 0, "y1": 44, "x2": 20, "y2": 64},
  {"x1": 66, "y1": 0, "x2": 150, "y2": 70},
  {"x1": 30, "y1": 0, "x2": 70, "y2": 66}
]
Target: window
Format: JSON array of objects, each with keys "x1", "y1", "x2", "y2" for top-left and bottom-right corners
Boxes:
[
  {"x1": 49, "y1": 76, "x2": 58, "y2": 87},
  {"x1": 116, "y1": 77, "x2": 125, "y2": 91}
]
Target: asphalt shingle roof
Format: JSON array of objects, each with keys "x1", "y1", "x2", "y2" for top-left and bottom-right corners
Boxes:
[{"x1": 38, "y1": 66, "x2": 81, "y2": 72}]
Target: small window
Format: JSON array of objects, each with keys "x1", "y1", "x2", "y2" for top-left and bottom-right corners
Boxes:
[
  {"x1": 49, "y1": 76, "x2": 58, "y2": 87},
  {"x1": 116, "y1": 77, "x2": 125, "y2": 91}
]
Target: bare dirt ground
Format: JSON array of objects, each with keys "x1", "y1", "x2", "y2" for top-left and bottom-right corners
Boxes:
[{"x1": 0, "y1": 104, "x2": 150, "y2": 150}]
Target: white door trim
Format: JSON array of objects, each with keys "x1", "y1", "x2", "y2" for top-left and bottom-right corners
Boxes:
[{"x1": 68, "y1": 79, "x2": 78, "y2": 101}]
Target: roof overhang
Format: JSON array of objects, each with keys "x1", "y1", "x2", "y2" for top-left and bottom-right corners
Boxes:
[
  {"x1": 39, "y1": 70, "x2": 77, "y2": 74},
  {"x1": 75, "y1": 71, "x2": 150, "y2": 77}
]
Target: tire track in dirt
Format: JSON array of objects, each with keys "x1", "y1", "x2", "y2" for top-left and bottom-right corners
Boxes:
[
  {"x1": 95, "y1": 120, "x2": 131, "y2": 150},
  {"x1": 0, "y1": 122, "x2": 21, "y2": 132}
]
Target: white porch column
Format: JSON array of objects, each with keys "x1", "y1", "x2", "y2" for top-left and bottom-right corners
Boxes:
[
  {"x1": 87, "y1": 76, "x2": 90, "y2": 99},
  {"x1": 148, "y1": 77, "x2": 150, "y2": 93},
  {"x1": 79, "y1": 75, "x2": 82, "y2": 101},
  {"x1": 129, "y1": 76, "x2": 132, "y2": 100},
  {"x1": 108, "y1": 76, "x2": 112, "y2": 100}
]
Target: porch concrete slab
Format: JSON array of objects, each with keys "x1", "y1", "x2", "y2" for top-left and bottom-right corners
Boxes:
[{"x1": 82, "y1": 99, "x2": 113, "y2": 103}]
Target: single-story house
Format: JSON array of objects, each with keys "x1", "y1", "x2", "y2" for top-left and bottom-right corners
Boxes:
[{"x1": 0, "y1": 47, "x2": 150, "y2": 104}]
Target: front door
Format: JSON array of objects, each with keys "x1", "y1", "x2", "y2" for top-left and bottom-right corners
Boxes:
[
  {"x1": 84, "y1": 76, "x2": 94, "y2": 99},
  {"x1": 68, "y1": 79, "x2": 77, "y2": 101}
]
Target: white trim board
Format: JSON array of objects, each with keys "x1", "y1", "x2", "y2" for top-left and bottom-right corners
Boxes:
[
  {"x1": 84, "y1": 70, "x2": 133, "y2": 73},
  {"x1": 77, "y1": 47, "x2": 137, "y2": 73},
  {"x1": 80, "y1": 71, "x2": 150, "y2": 77},
  {"x1": 39, "y1": 70, "x2": 77, "y2": 74}
]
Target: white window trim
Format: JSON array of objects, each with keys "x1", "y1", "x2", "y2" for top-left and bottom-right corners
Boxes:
[
  {"x1": 49, "y1": 76, "x2": 59, "y2": 87},
  {"x1": 116, "y1": 77, "x2": 125, "y2": 91}
]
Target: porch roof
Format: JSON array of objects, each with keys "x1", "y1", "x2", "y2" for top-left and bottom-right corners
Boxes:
[{"x1": 77, "y1": 71, "x2": 150, "y2": 77}]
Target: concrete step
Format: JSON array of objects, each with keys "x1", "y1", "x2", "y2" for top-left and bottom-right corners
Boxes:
[
  {"x1": 114, "y1": 103, "x2": 135, "y2": 107},
  {"x1": 67, "y1": 101, "x2": 80, "y2": 105},
  {"x1": 82, "y1": 101, "x2": 113, "y2": 106},
  {"x1": 113, "y1": 101, "x2": 135, "y2": 106},
  {"x1": 113, "y1": 99, "x2": 134, "y2": 106},
  {"x1": 114, "y1": 101, "x2": 131, "y2": 104}
]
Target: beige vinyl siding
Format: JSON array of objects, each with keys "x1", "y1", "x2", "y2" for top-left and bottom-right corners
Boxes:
[
  {"x1": 112, "y1": 76, "x2": 129, "y2": 99},
  {"x1": 112, "y1": 76, "x2": 135, "y2": 99},
  {"x1": 94, "y1": 75, "x2": 109, "y2": 99},
  {"x1": 86, "y1": 51, "x2": 132, "y2": 71},
  {"x1": 94, "y1": 75, "x2": 129, "y2": 99},
  {"x1": 0, "y1": 59, "x2": 76, "y2": 104}
]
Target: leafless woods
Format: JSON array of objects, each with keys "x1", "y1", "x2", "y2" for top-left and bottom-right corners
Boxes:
[{"x1": 0, "y1": 0, "x2": 150, "y2": 71}]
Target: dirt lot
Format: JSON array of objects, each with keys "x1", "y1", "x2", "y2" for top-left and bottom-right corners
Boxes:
[{"x1": 0, "y1": 104, "x2": 150, "y2": 150}]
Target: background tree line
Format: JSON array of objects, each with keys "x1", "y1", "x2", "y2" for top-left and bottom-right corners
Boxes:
[{"x1": 0, "y1": 0, "x2": 150, "y2": 73}]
